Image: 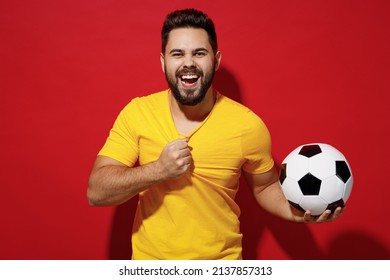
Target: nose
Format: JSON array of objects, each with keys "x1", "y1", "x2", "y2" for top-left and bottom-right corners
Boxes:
[{"x1": 183, "y1": 54, "x2": 195, "y2": 68}]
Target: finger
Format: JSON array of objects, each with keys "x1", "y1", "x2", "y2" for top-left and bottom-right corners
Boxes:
[
  {"x1": 183, "y1": 154, "x2": 192, "y2": 163},
  {"x1": 177, "y1": 156, "x2": 192, "y2": 172},
  {"x1": 319, "y1": 210, "x2": 332, "y2": 222},
  {"x1": 331, "y1": 206, "x2": 344, "y2": 220},
  {"x1": 180, "y1": 148, "x2": 191, "y2": 158},
  {"x1": 176, "y1": 138, "x2": 189, "y2": 147},
  {"x1": 176, "y1": 155, "x2": 191, "y2": 166},
  {"x1": 166, "y1": 140, "x2": 189, "y2": 157},
  {"x1": 179, "y1": 142, "x2": 191, "y2": 152},
  {"x1": 167, "y1": 138, "x2": 188, "y2": 149},
  {"x1": 303, "y1": 211, "x2": 314, "y2": 223},
  {"x1": 177, "y1": 141, "x2": 191, "y2": 156}
]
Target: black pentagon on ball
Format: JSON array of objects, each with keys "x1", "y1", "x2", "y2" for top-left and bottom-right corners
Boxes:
[
  {"x1": 299, "y1": 144, "x2": 322, "y2": 158},
  {"x1": 327, "y1": 199, "x2": 345, "y2": 212},
  {"x1": 298, "y1": 173, "x2": 322, "y2": 195},
  {"x1": 288, "y1": 200, "x2": 305, "y2": 212},
  {"x1": 279, "y1": 163, "x2": 287, "y2": 184},
  {"x1": 336, "y1": 160, "x2": 351, "y2": 183}
]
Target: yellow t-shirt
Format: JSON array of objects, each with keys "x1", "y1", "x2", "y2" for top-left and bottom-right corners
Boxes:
[{"x1": 98, "y1": 89, "x2": 274, "y2": 259}]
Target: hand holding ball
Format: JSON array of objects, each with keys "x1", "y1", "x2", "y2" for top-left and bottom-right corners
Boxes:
[{"x1": 280, "y1": 143, "x2": 353, "y2": 216}]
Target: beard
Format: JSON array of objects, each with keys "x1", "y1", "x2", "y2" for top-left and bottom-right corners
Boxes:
[{"x1": 165, "y1": 66, "x2": 215, "y2": 106}]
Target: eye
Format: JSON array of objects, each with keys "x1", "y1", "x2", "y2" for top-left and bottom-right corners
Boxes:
[
  {"x1": 171, "y1": 52, "x2": 183, "y2": 57},
  {"x1": 194, "y1": 52, "x2": 206, "y2": 57}
]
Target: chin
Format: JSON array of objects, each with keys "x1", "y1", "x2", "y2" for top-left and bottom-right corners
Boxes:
[{"x1": 170, "y1": 86, "x2": 204, "y2": 106}]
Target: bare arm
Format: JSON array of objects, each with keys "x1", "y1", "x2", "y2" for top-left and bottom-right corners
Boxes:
[
  {"x1": 87, "y1": 138, "x2": 191, "y2": 206},
  {"x1": 244, "y1": 167, "x2": 344, "y2": 223}
]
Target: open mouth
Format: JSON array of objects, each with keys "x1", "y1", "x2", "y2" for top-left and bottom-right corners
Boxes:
[{"x1": 180, "y1": 74, "x2": 200, "y2": 85}]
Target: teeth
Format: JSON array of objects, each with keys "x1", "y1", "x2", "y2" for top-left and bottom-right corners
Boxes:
[{"x1": 181, "y1": 75, "x2": 198, "y2": 79}]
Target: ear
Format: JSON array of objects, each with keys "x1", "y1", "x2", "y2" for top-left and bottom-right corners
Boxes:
[
  {"x1": 214, "y1": 51, "x2": 222, "y2": 71},
  {"x1": 160, "y1": 53, "x2": 165, "y2": 73}
]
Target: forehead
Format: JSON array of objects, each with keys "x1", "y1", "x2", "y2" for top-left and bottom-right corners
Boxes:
[{"x1": 165, "y1": 28, "x2": 211, "y2": 52}]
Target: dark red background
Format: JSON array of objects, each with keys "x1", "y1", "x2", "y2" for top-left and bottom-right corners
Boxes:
[{"x1": 1, "y1": 0, "x2": 389, "y2": 259}]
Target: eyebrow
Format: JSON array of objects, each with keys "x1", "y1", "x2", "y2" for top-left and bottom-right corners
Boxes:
[
  {"x1": 193, "y1": 48, "x2": 209, "y2": 54},
  {"x1": 169, "y1": 49, "x2": 184, "y2": 54},
  {"x1": 169, "y1": 48, "x2": 210, "y2": 54}
]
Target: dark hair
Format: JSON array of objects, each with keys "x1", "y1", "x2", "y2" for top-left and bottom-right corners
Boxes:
[{"x1": 161, "y1": 8, "x2": 218, "y2": 54}]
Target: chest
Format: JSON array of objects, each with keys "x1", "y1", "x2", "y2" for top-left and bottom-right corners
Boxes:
[
  {"x1": 138, "y1": 118, "x2": 246, "y2": 189},
  {"x1": 174, "y1": 118, "x2": 203, "y2": 137}
]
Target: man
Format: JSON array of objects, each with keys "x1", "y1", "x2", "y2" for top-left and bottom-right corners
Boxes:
[{"x1": 87, "y1": 8, "x2": 343, "y2": 260}]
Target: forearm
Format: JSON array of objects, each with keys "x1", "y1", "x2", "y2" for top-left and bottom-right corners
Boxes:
[
  {"x1": 88, "y1": 139, "x2": 191, "y2": 206},
  {"x1": 87, "y1": 160, "x2": 165, "y2": 206},
  {"x1": 252, "y1": 179, "x2": 305, "y2": 223}
]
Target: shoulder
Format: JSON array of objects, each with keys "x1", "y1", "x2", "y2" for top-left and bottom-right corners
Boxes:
[
  {"x1": 216, "y1": 93, "x2": 266, "y2": 127},
  {"x1": 111, "y1": 90, "x2": 168, "y2": 127},
  {"x1": 125, "y1": 89, "x2": 168, "y2": 109},
  {"x1": 216, "y1": 93, "x2": 249, "y2": 112},
  {"x1": 118, "y1": 89, "x2": 168, "y2": 116}
]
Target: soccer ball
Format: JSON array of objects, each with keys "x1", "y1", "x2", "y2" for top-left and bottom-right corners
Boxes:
[{"x1": 279, "y1": 143, "x2": 353, "y2": 216}]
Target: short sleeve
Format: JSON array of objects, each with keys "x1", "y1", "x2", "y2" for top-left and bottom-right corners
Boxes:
[
  {"x1": 98, "y1": 101, "x2": 139, "y2": 167},
  {"x1": 241, "y1": 111, "x2": 274, "y2": 174}
]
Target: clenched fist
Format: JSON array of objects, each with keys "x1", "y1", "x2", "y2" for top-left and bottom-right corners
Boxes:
[{"x1": 157, "y1": 138, "x2": 192, "y2": 179}]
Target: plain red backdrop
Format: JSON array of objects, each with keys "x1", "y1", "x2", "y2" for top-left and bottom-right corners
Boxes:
[{"x1": 1, "y1": 0, "x2": 389, "y2": 259}]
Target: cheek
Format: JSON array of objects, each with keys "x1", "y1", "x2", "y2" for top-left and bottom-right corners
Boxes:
[
  {"x1": 165, "y1": 61, "x2": 181, "y2": 75},
  {"x1": 200, "y1": 61, "x2": 215, "y2": 73}
]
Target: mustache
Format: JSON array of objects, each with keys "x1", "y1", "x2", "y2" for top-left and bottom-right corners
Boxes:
[{"x1": 176, "y1": 67, "x2": 203, "y2": 77}]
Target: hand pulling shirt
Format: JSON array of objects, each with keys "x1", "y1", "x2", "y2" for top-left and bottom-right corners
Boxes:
[{"x1": 98, "y1": 89, "x2": 274, "y2": 259}]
